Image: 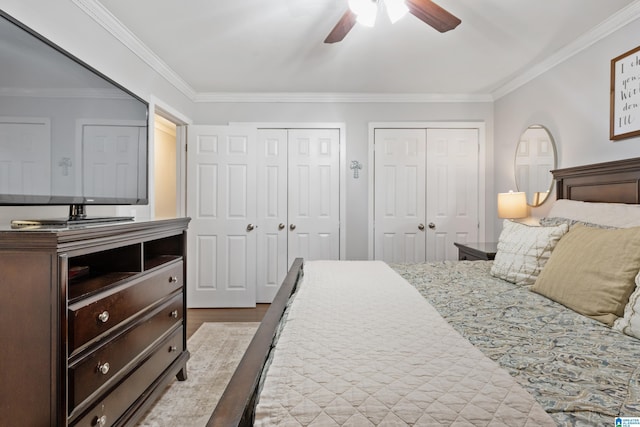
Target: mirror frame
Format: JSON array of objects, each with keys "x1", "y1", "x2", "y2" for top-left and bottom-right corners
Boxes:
[{"x1": 514, "y1": 124, "x2": 557, "y2": 207}]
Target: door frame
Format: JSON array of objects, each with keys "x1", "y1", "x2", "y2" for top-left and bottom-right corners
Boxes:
[
  {"x1": 149, "y1": 96, "x2": 193, "y2": 220},
  {"x1": 368, "y1": 121, "x2": 487, "y2": 259},
  {"x1": 231, "y1": 121, "x2": 347, "y2": 260}
]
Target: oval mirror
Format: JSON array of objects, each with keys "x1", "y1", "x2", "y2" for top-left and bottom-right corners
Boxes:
[{"x1": 514, "y1": 124, "x2": 557, "y2": 207}]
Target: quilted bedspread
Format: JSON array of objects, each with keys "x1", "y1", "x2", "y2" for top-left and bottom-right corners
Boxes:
[
  {"x1": 392, "y1": 260, "x2": 640, "y2": 426},
  {"x1": 254, "y1": 261, "x2": 555, "y2": 426}
]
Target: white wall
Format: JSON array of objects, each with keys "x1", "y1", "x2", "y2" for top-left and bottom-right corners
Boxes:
[
  {"x1": 192, "y1": 101, "x2": 494, "y2": 259},
  {"x1": 494, "y1": 18, "x2": 640, "y2": 238},
  {"x1": 0, "y1": 0, "x2": 194, "y2": 224}
]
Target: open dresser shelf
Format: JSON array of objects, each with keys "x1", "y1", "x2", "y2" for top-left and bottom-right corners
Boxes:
[{"x1": 0, "y1": 218, "x2": 190, "y2": 427}]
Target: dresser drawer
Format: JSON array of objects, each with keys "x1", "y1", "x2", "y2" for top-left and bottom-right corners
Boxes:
[
  {"x1": 68, "y1": 293, "x2": 183, "y2": 412},
  {"x1": 70, "y1": 327, "x2": 184, "y2": 427},
  {"x1": 68, "y1": 261, "x2": 183, "y2": 355}
]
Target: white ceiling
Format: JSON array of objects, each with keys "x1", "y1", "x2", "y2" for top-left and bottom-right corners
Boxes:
[{"x1": 95, "y1": 0, "x2": 639, "y2": 99}]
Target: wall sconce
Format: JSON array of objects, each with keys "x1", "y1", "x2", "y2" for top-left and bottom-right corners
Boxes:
[
  {"x1": 350, "y1": 160, "x2": 363, "y2": 179},
  {"x1": 497, "y1": 190, "x2": 527, "y2": 219}
]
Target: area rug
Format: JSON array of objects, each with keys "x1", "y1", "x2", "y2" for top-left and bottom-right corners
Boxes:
[{"x1": 136, "y1": 322, "x2": 259, "y2": 427}]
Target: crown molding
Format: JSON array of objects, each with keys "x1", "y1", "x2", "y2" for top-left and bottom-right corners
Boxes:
[
  {"x1": 71, "y1": 0, "x2": 196, "y2": 100},
  {"x1": 492, "y1": 0, "x2": 640, "y2": 100},
  {"x1": 194, "y1": 92, "x2": 493, "y2": 103}
]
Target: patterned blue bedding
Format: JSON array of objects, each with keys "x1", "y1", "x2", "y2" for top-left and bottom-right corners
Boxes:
[{"x1": 391, "y1": 260, "x2": 640, "y2": 426}]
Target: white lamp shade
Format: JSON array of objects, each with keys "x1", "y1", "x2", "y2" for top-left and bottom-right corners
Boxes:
[{"x1": 497, "y1": 191, "x2": 528, "y2": 219}]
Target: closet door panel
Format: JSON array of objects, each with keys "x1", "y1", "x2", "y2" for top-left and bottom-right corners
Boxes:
[
  {"x1": 287, "y1": 129, "x2": 340, "y2": 266},
  {"x1": 256, "y1": 129, "x2": 288, "y2": 303},
  {"x1": 425, "y1": 128, "x2": 479, "y2": 261},
  {"x1": 373, "y1": 128, "x2": 426, "y2": 263}
]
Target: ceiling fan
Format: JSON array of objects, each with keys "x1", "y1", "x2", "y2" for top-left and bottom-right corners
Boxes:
[{"x1": 324, "y1": 0, "x2": 461, "y2": 43}]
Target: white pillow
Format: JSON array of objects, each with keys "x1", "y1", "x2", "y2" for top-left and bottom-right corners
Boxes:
[
  {"x1": 614, "y1": 271, "x2": 640, "y2": 339},
  {"x1": 547, "y1": 199, "x2": 640, "y2": 228},
  {"x1": 490, "y1": 220, "x2": 569, "y2": 286}
]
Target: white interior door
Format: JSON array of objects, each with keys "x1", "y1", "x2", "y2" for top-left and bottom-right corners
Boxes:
[
  {"x1": 256, "y1": 129, "x2": 288, "y2": 303},
  {"x1": 287, "y1": 129, "x2": 340, "y2": 266},
  {"x1": 374, "y1": 128, "x2": 426, "y2": 263},
  {"x1": 187, "y1": 125, "x2": 257, "y2": 307},
  {"x1": 425, "y1": 128, "x2": 479, "y2": 261}
]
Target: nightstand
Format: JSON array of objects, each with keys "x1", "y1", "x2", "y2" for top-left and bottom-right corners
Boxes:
[{"x1": 454, "y1": 242, "x2": 498, "y2": 261}]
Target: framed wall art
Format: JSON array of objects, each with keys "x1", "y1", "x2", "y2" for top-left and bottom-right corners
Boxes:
[{"x1": 610, "y1": 45, "x2": 640, "y2": 141}]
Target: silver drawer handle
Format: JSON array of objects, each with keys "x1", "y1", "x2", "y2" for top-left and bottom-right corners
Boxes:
[
  {"x1": 169, "y1": 276, "x2": 178, "y2": 283},
  {"x1": 96, "y1": 415, "x2": 107, "y2": 427},
  {"x1": 97, "y1": 311, "x2": 109, "y2": 323},
  {"x1": 97, "y1": 362, "x2": 110, "y2": 375},
  {"x1": 169, "y1": 345, "x2": 178, "y2": 353},
  {"x1": 170, "y1": 310, "x2": 179, "y2": 318}
]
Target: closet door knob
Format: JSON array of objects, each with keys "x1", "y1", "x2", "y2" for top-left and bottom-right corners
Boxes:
[
  {"x1": 428, "y1": 222, "x2": 436, "y2": 229},
  {"x1": 278, "y1": 223, "x2": 285, "y2": 230},
  {"x1": 246, "y1": 224, "x2": 256, "y2": 231},
  {"x1": 418, "y1": 224, "x2": 425, "y2": 231},
  {"x1": 289, "y1": 224, "x2": 296, "y2": 230}
]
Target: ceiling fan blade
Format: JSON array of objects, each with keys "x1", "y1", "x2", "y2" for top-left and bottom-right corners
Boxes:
[
  {"x1": 324, "y1": 9, "x2": 357, "y2": 43},
  {"x1": 406, "y1": 0, "x2": 461, "y2": 33}
]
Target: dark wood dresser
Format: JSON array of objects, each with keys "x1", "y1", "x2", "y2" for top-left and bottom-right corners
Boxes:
[{"x1": 0, "y1": 218, "x2": 190, "y2": 426}]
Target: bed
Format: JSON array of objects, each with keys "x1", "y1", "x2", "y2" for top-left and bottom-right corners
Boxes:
[{"x1": 208, "y1": 157, "x2": 640, "y2": 426}]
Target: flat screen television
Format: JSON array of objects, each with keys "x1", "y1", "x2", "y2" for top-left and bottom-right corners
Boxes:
[{"x1": 0, "y1": 10, "x2": 149, "y2": 227}]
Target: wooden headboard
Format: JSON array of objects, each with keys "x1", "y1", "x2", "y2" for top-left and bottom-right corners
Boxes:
[{"x1": 552, "y1": 157, "x2": 640, "y2": 204}]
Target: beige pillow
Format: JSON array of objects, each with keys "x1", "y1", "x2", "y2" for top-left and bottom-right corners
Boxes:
[
  {"x1": 531, "y1": 225, "x2": 640, "y2": 326},
  {"x1": 490, "y1": 220, "x2": 568, "y2": 286}
]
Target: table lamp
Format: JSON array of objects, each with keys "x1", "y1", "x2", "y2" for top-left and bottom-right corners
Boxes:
[{"x1": 497, "y1": 190, "x2": 527, "y2": 219}]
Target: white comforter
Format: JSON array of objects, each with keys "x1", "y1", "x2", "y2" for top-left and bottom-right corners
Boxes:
[{"x1": 255, "y1": 261, "x2": 554, "y2": 426}]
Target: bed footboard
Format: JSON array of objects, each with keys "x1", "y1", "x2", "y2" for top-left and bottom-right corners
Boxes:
[{"x1": 206, "y1": 258, "x2": 304, "y2": 427}]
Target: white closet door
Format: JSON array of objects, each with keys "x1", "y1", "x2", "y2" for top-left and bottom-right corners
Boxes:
[
  {"x1": 373, "y1": 128, "x2": 426, "y2": 263},
  {"x1": 186, "y1": 125, "x2": 257, "y2": 307},
  {"x1": 287, "y1": 129, "x2": 340, "y2": 266},
  {"x1": 425, "y1": 128, "x2": 479, "y2": 261},
  {"x1": 256, "y1": 129, "x2": 288, "y2": 303}
]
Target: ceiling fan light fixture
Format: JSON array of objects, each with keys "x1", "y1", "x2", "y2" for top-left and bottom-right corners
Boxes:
[
  {"x1": 325, "y1": 0, "x2": 460, "y2": 44},
  {"x1": 384, "y1": 0, "x2": 409, "y2": 23},
  {"x1": 348, "y1": 0, "x2": 378, "y2": 27}
]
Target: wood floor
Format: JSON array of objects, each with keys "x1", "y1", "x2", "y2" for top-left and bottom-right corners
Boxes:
[{"x1": 186, "y1": 304, "x2": 270, "y2": 338}]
